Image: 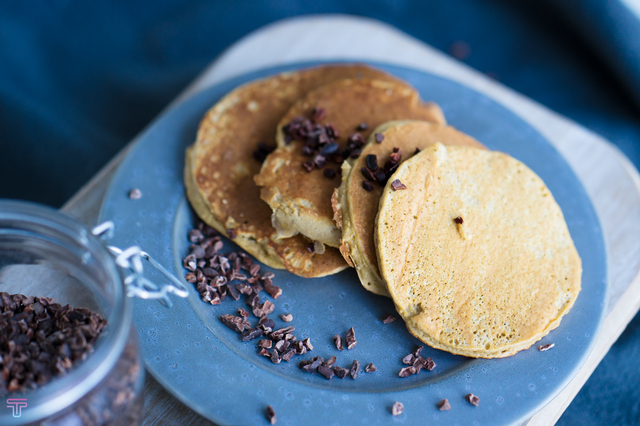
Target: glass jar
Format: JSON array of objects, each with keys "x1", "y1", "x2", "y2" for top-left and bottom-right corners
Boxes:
[{"x1": 0, "y1": 200, "x2": 144, "y2": 426}]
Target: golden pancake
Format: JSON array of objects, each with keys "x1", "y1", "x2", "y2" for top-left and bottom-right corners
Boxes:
[
  {"x1": 376, "y1": 143, "x2": 582, "y2": 358},
  {"x1": 254, "y1": 79, "x2": 445, "y2": 249},
  {"x1": 334, "y1": 121, "x2": 485, "y2": 296},
  {"x1": 185, "y1": 65, "x2": 396, "y2": 277}
]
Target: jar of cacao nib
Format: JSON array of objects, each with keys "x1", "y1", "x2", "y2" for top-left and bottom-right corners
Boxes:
[{"x1": 0, "y1": 201, "x2": 173, "y2": 426}]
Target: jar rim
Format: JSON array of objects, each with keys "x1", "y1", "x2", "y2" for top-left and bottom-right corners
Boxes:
[{"x1": 0, "y1": 200, "x2": 131, "y2": 424}]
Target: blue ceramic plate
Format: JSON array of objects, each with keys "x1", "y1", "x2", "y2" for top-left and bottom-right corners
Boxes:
[{"x1": 99, "y1": 62, "x2": 607, "y2": 426}]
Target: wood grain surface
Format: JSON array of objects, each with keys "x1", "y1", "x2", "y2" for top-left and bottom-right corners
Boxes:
[{"x1": 62, "y1": 15, "x2": 640, "y2": 426}]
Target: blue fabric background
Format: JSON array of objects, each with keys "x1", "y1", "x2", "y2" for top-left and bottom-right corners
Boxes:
[{"x1": 1, "y1": 0, "x2": 639, "y2": 424}]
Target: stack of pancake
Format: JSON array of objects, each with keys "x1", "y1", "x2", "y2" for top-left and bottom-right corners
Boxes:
[{"x1": 185, "y1": 64, "x2": 582, "y2": 358}]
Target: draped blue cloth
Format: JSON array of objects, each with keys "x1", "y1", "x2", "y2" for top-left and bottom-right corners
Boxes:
[{"x1": 1, "y1": 1, "x2": 639, "y2": 423}]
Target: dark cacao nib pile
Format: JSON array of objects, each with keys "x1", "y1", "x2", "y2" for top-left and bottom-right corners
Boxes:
[
  {"x1": 184, "y1": 222, "x2": 314, "y2": 366},
  {"x1": 183, "y1": 222, "x2": 282, "y2": 306},
  {"x1": 0, "y1": 293, "x2": 108, "y2": 396},
  {"x1": 360, "y1": 147, "x2": 404, "y2": 188},
  {"x1": 282, "y1": 107, "x2": 367, "y2": 176}
]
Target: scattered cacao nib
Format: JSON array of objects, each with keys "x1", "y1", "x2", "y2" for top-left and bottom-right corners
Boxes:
[
  {"x1": 238, "y1": 308, "x2": 250, "y2": 318},
  {"x1": 375, "y1": 133, "x2": 385, "y2": 143},
  {"x1": 365, "y1": 363, "x2": 377, "y2": 373},
  {"x1": 253, "y1": 300, "x2": 275, "y2": 318},
  {"x1": 333, "y1": 366, "x2": 349, "y2": 379},
  {"x1": 323, "y1": 168, "x2": 336, "y2": 179},
  {"x1": 303, "y1": 338, "x2": 313, "y2": 351},
  {"x1": 398, "y1": 366, "x2": 416, "y2": 378},
  {"x1": 414, "y1": 147, "x2": 421, "y2": 156},
  {"x1": 266, "y1": 405, "x2": 277, "y2": 425},
  {"x1": 314, "y1": 154, "x2": 328, "y2": 168},
  {"x1": 423, "y1": 357, "x2": 436, "y2": 371},
  {"x1": 0, "y1": 293, "x2": 109, "y2": 396},
  {"x1": 270, "y1": 350, "x2": 281, "y2": 364},
  {"x1": 220, "y1": 314, "x2": 245, "y2": 333},
  {"x1": 348, "y1": 132, "x2": 364, "y2": 146},
  {"x1": 390, "y1": 179, "x2": 407, "y2": 191},
  {"x1": 300, "y1": 356, "x2": 324, "y2": 373},
  {"x1": 334, "y1": 334, "x2": 344, "y2": 351},
  {"x1": 183, "y1": 254, "x2": 197, "y2": 271},
  {"x1": 282, "y1": 349, "x2": 296, "y2": 362},
  {"x1": 318, "y1": 365, "x2": 335, "y2": 380},
  {"x1": 402, "y1": 354, "x2": 415, "y2": 365},
  {"x1": 280, "y1": 313, "x2": 293, "y2": 322},
  {"x1": 453, "y1": 216, "x2": 463, "y2": 224},
  {"x1": 271, "y1": 326, "x2": 295, "y2": 341},
  {"x1": 302, "y1": 161, "x2": 315, "y2": 172},
  {"x1": 236, "y1": 283, "x2": 251, "y2": 295},
  {"x1": 374, "y1": 170, "x2": 387, "y2": 184},
  {"x1": 246, "y1": 291, "x2": 260, "y2": 308},
  {"x1": 294, "y1": 341, "x2": 307, "y2": 355},
  {"x1": 322, "y1": 356, "x2": 337, "y2": 367},
  {"x1": 253, "y1": 142, "x2": 276, "y2": 163},
  {"x1": 391, "y1": 402, "x2": 404, "y2": 416},
  {"x1": 366, "y1": 154, "x2": 378, "y2": 171},
  {"x1": 412, "y1": 345, "x2": 424, "y2": 358},
  {"x1": 438, "y1": 399, "x2": 451, "y2": 411},
  {"x1": 227, "y1": 282, "x2": 241, "y2": 301},
  {"x1": 539, "y1": 343, "x2": 555, "y2": 351},
  {"x1": 128, "y1": 188, "x2": 142, "y2": 199},
  {"x1": 258, "y1": 348, "x2": 271, "y2": 357},
  {"x1": 275, "y1": 340, "x2": 290, "y2": 353},
  {"x1": 326, "y1": 123, "x2": 339, "y2": 139},
  {"x1": 242, "y1": 317, "x2": 252, "y2": 330},
  {"x1": 385, "y1": 161, "x2": 399, "y2": 176},
  {"x1": 249, "y1": 263, "x2": 261, "y2": 277},
  {"x1": 188, "y1": 229, "x2": 205, "y2": 243},
  {"x1": 413, "y1": 357, "x2": 425, "y2": 373},
  {"x1": 465, "y1": 393, "x2": 480, "y2": 406},
  {"x1": 382, "y1": 314, "x2": 397, "y2": 323},
  {"x1": 259, "y1": 317, "x2": 275, "y2": 329},
  {"x1": 258, "y1": 339, "x2": 272, "y2": 349},
  {"x1": 299, "y1": 359, "x2": 312, "y2": 369},
  {"x1": 356, "y1": 122, "x2": 369, "y2": 131},
  {"x1": 306, "y1": 242, "x2": 315, "y2": 253},
  {"x1": 350, "y1": 360, "x2": 360, "y2": 379},
  {"x1": 345, "y1": 327, "x2": 357, "y2": 350},
  {"x1": 389, "y1": 148, "x2": 402, "y2": 163},
  {"x1": 262, "y1": 278, "x2": 282, "y2": 299},
  {"x1": 362, "y1": 181, "x2": 374, "y2": 192},
  {"x1": 361, "y1": 167, "x2": 376, "y2": 181},
  {"x1": 227, "y1": 229, "x2": 237, "y2": 239},
  {"x1": 242, "y1": 328, "x2": 264, "y2": 342},
  {"x1": 191, "y1": 245, "x2": 205, "y2": 259}
]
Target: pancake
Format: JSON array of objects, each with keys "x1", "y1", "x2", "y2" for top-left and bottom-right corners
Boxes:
[
  {"x1": 254, "y1": 79, "x2": 445, "y2": 250},
  {"x1": 376, "y1": 143, "x2": 582, "y2": 358},
  {"x1": 185, "y1": 64, "x2": 396, "y2": 277},
  {"x1": 333, "y1": 121, "x2": 485, "y2": 296}
]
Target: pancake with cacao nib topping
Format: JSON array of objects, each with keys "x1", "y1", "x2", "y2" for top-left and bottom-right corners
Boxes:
[
  {"x1": 376, "y1": 143, "x2": 582, "y2": 358},
  {"x1": 185, "y1": 64, "x2": 396, "y2": 277},
  {"x1": 254, "y1": 79, "x2": 445, "y2": 250},
  {"x1": 333, "y1": 120, "x2": 485, "y2": 296}
]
